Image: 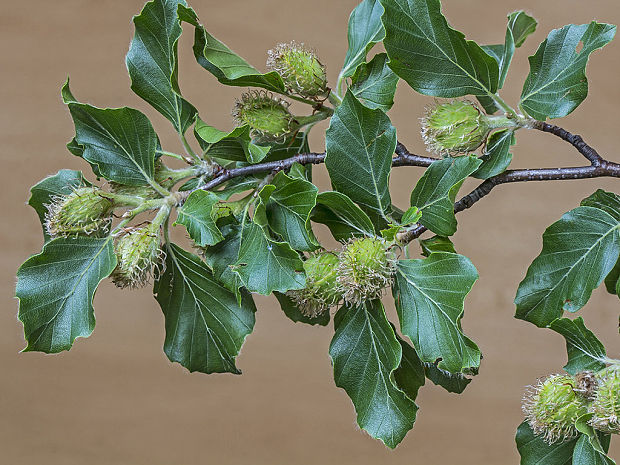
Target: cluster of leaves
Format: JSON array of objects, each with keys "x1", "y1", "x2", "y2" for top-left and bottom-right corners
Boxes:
[{"x1": 15, "y1": 0, "x2": 619, "y2": 457}]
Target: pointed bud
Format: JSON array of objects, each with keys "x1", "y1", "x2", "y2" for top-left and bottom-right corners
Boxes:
[
  {"x1": 287, "y1": 252, "x2": 341, "y2": 317},
  {"x1": 111, "y1": 223, "x2": 163, "y2": 289},
  {"x1": 232, "y1": 90, "x2": 294, "y2": 142},
  {"x1": 336, "y1": 237, "x2": 395, "y2": 306},
  {"x1": 589, "y1": 365, "x2": 620, "y2": 434},
  {"x1": 421, "y1": 100, "x2": 492, "y2": 155},
  {"x1": 45, "y1": 187, "x2": 113, "y2": 237},
  {"x1": 522, "y1": 374, "x2": 589, "y2": 444},
  {"x1": 267, "y1": 41, "x2": 328, "y2": 98}
]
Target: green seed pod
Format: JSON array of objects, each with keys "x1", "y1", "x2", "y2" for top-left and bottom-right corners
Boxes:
[
  {"x1": 336, "y1": 237, "x2": 395, "y2": 306},
  {"x1": 45, "y1": 187, "x2": 113, "y2": 237},
  {"x1": 522, "y1": 374, "x2": 589, "y2": 444},
  {"x1": 421, "y1": 100, "x2": 491, "y2": 155},
  {"x1": 267, "y1": 41, "x2": 328, "y2": 98},
  {"x1": 287, "y1": 252, "x2": 341, "y2": 317},
  {"x1": 111, "y1": 223, "x2": 163, "y2": 289},
  {"x1": 232, "y1": 90, "x2": 294, "y2": 142},
  {"x1": 589, "y1": 365, "x2": 620, "y2": 434}
]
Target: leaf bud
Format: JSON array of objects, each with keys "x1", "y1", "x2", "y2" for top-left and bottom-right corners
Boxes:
[
  {"x1": 421, "y1": 100, "x2": 492, "y2": 155},
  {"x1": 336, "y1": 237, "x2": 395, "y2": 306},
  {"x1": 111, "y1": 223, "x2": 163, "y2": 289},
  {"x1": 232, "y1": 90, "x2": 294, "y2": 142},
  {"x1": 287, "y1": 252, "x2": 341, "y2": 317},
  {"x1": 267, "y1": 41, "x2": 328, "y2": 98},
  {"x1": 522, "y1": 374, "x2": 589, "y2": 444},
  {"x1": 589, "y1": 365, "x2": 620, "y2": 434},
  {"x1": 45, "y1": 187, "x2": 113, "y2": 237}
]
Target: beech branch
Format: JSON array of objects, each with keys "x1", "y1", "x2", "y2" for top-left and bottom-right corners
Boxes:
[{"x1": 188, "y1": 125, "x2": 620, "y2": 244}]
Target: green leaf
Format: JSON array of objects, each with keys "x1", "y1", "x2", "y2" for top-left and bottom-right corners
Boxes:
[
  {"x1": 516, "y1": 421, "x2": 578, "y2": 465},
  {"x1": 66, "y1": 137, "x2": 86, "y2": 158},
  {"x1": 515, "y1": 206, "x2": 620, "y2": 328},
  {"x1": 311, "y1": 191, "x2": 375, "y2": 241},
  {"x1": 581, "y1": 190, "x2": 620, "y2": 222},
  {"x1": 194, "y1": 117, "x2": 270, "y2": 164},
  {"x1": 482, "y1": 11, "x2": 538, "y2": 90},
  {"x1": 16, "y1": 237, "x2": 116, "y2": 353},
  {"x1": 393, "y1": 331, "x2": 426, "y2": 401},
  {"x1": 381, "y1": 0, "x2": 499, "y2": 98},
  {"x1": 582, "y1": 190, "x2": 620, "y2": 298},
  {"x1": 573, "y1": 434, "x2": 614, "y2": 465},
  {"x1": 259, "y1": 172, "x2": 319, "y2": 251},
  {"x1": 202, "y1": 222, "x2": 244, "y2": 295},
  {"x1": 419, "y1": 235, "x2": 456, "y2": 257},
  {"x1": 61, "y1": 80, "x2": 158, "y2": 186},
  {"x1": 126, "y1": 0, "x2": 197, "y2": 134},
  {"x1": 424, "y1": 363, "x2": 471, "y2": 393},
  {"x1": 401, "y1": 206, "x2": 422, "y2": 225},
  {"x1": 549, "y1": 317, "x2": 607, "y2": 375},
  {"x1": 574, "y1": 416, "x2": 615, "y2": 465},
  {"x1": 274, "y1": 292, "x2": 330, "y2": 326},
  {"x1": 28, "y1": 170, "x2": 91, "y2": 243},
  {"x1": 473, "y1": 129, "x2": 515, "y2": 179},
  {"x1": 186, "y1": 12, "x2": 286, "y2": 93},
  {"x1": 393, "y1": 252, "x2": 480, "y2": 374},
  {"x1": 520, "y1": 22, "x2": 616, "y2": 120},
  {"x1": 154, "y1": 243, "x2": 256, "y2": 374},
  {"x1": 175, "y1": 190, "x2": 224, "y2": 247},
  {"x1": 325, "y1": 91, "x2": 396, "y2": 228},
  {"x1": 604, "y1": 257, "x2": 620, "y2": 297},
  {"x1": 511, "y1": 11, "x2": 539, "y2": 48},
  {"x1": 329, "y1": 300, "x2": 418, "y2": 449},
  {"x1": 410, "y1": 156, "x2": 482, "y2": 236},
  {"x1": 350, "y1": 53, "x2": 398, "y2": 111},
  {"x1": 340, "y1": 0, "x2": 385, "y2": 79},
  {"x1": 233, "y1": 223, "x2": 305, "y2": 295}
]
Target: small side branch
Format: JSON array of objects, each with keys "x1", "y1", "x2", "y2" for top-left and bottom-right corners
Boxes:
[
  {"x1": 533, "y1": 121, "x2": 604, "y2": 166},
  {"x1": 399, "y1": 162, "x2": 620, "y2": 243}
]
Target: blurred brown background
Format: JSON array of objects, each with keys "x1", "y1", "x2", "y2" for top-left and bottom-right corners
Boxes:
[{"x1": 2, "y1": 1, "x2": 620, "y2": 463}]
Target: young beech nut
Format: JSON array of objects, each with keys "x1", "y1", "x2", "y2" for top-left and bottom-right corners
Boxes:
[
  {"x1": 111, "y1": 223, "x2": 163, "y2": 289},
  {"x1": 287, "y1": 252, "x2": 341, "y2": 318},
  {"x1": 267, "y1": 41, "x2": 328, "y2": 99},
  {"x1": 45, "y1": 187, "x2": 113, "y2": 237},
  {"x1": 336, "y1": 237, "x2": 395, "y2": 306},
  {"x1": 232, "y1": 90, "x2": 294, "y2": 142},
  {"x1": 522, "y1": 374, "x2": 589, "y2": 444},
  {"x1": 589, "y1": 365, "x2": 620, "y2": 434},
  {"x1": 421, "y1": 100, "x2": 492, "y2": 155}
]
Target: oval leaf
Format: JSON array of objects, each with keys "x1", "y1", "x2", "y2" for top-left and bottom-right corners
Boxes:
[
  {"x1": 126, "y1": 0, "x2": 197, "y2": 134},
  {"x1": 515, "y1": 206, "x2": 620, "y2": 328},
  {"x1": 549, "y1": 317, "x2": 607, "y2": 375},
  {"x1": 62, "y1": 80, "x2": 158, "y2": 186},
  {"x1": 16, "y1": 237, "x2": 116, "y2": 353},
  {"x1": 410, "y1": 155, "x2": 482, "y2": 236},
  {"x1": 340, "y1": 0, "x2": 385, "y2": 79},
  {"x1": 381, "y1": 0, "x2": 499, "y2": 98},
  {"x1": 329, "y1": 300, "x2": 418, "y2": 449},
  {"x1": 175, "y1": 190, "x2": 224, "y2": 247},
  {"x1": 350, "y1": 53, "x2": 399, "y2": 111},
  {"x1": 393, "y1": 252, "x2": 480, "y2": 374},
  {"x1": 154, "y1": 243, "x2": 256, "y2": 374},
  {"x1": 520, "y1": 22, "x2": 616, "y2": 120},
  {"x1": 325, "y1": 91, "x2": 396, "y2": 228}
]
